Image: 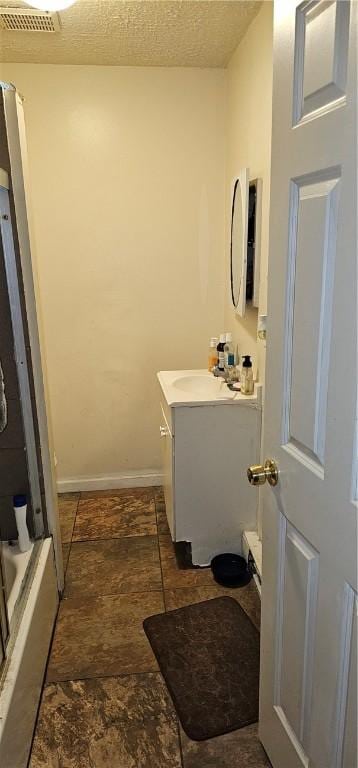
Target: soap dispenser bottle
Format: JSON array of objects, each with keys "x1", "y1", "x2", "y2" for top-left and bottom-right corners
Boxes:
[{"x1": 241, "y1": 355, "x2": 254, "y2": 395}]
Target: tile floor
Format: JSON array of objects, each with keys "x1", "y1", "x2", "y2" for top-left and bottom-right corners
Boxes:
[{"x1": 29, "y1": 487, "x2": 271, "y2": 768}]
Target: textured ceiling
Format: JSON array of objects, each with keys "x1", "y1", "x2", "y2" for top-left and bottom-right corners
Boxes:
[{"x1": 0, "y1": 0, "x2": 262, "y2": 67}]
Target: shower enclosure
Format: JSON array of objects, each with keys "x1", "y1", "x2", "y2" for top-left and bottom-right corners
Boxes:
[{"x1": 0, "y1": 82, "x2": 62, "y2": 768}]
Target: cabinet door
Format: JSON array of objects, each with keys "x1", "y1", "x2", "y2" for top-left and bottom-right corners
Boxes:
[{"x1": 159, "y1": 404, "x2": 175, "y2": 539}]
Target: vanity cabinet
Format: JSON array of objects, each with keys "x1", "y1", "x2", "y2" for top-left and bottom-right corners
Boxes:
[
  {"x1": 159, "y1": 402, "x2": 175, "y2": 537},
  {"x1": 158, "y1": 371, "x2": 262, "y2": 566}
]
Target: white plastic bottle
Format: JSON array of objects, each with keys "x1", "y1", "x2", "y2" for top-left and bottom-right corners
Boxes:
[{"x1": 13, "y1": 494, "x2": 31, "y2": 553}]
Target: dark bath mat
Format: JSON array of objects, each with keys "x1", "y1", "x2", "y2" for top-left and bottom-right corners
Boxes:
[{"x1": 143, "y1": 596, "x2": 260, "y2": 741}]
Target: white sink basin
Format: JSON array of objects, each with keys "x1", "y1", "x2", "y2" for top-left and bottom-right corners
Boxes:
[
  {"x1": 157, "y1": 369, "x2": 261, "y2": 407},
  {"x1": 172, "y1": 374, "x2": 222, "y2": 397}
]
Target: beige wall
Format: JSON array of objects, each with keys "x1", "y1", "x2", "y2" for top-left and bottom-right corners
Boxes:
[
  {"x1": 2, "y1": 8, "x2": 273, "y2": 487},
  {"x1": 224, "y1": 1, "x2": 273, "y2": 384},
  {"x1": 1, "y1": 63, "x2": 226, "y2": 484}
]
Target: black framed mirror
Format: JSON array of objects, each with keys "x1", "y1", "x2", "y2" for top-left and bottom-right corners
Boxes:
[
  {"x1": 230, "y1": 168, "x2": 248, "y2": 316},
  {"x1": 230, "y1": 170, "x2": 261, "y2": 316}
]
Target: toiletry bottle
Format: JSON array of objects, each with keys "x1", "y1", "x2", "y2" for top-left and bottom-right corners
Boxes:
[
  {"x1": 13, "y1": 494, "x2": 31, "y2": 553},
  {"x1": 241, "y1": 355, "x2": 254, "y2": 395},
  {"x1": 224, "y1": 332, "x2": 235, "y2": 369},
  {"x1": 208, "y1": 337, "x2": 218, "y2": 372},
  {"x1": 217, "y1": 334, "x2": 226, "y2": 373}
]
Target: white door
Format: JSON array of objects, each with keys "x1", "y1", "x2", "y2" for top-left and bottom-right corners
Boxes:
[{"x1": 259, "y1": 2, "x2": 357, "y2": 768}]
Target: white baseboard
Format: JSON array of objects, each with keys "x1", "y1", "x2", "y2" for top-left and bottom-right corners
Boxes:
[
  {"x1": 242, "y1": 530, "x2": 262, "y2": 577},
  {"x1": 242, "y1": 530, "x2": 262, "y2": 596},
  {"x1": 56, "y1": 469, "x2": 164, "y2": 494}
]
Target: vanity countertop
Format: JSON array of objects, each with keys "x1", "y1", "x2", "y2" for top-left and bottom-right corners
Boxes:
[{"x1": 157, "y1": 369, "x2": 262, "y2": 408}]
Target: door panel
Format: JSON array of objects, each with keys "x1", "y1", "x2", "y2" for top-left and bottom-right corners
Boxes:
[
  {"x1": 284, "y1": 170, "x2": 339, "y2": 469},
  {"x1": 260, "y1": 2, "x2": 357, "y2": 767},
  {"x1": 293, "y1": 0, "x2": 350, "y2": 123},
  {"x1": 275, "y1": 520, "x2": 319, "y2": 755},
  {"x1": 332, "y1": 584, "x2": 357, "y2": 768}
]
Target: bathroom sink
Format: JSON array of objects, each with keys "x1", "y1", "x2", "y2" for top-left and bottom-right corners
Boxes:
[
  {"x1": 172, "y1": 374, "x2": 222, "y2": 397},
  {"x1": 157, "y1": 369, "x2": 261, "y2": 406}
]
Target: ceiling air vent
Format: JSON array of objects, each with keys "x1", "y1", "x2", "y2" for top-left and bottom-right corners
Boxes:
[{"x1": 0, "y1": 7, "x2": 60, "y2": 32}]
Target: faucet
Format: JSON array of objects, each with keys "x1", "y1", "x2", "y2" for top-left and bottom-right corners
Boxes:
[
  {"x1": 212, "y1": 365, "x2": 240, "y2": 391},
  {"x1": 212, "y1": 365, "x2": 225, "y2": 379},
  {"x1": 212, "y1": 366, "x2": 235, "y2": 387}
]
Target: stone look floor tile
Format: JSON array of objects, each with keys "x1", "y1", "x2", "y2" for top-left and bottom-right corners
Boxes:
[
  {"x1": 31, "y1": 486, "x2": 267, "y2": 767},
  {"x1": 58, "y1": 498, "x2": 78, "y2": 544},
  {"x1": 62, "y1": 544, "x2": 71, "y2": 576},
  {"x1": 180, "y1": 724, "x2": 271, "y2": 768},
  {"x1": 156, "y1": 502, "x2": 170, "y2": 535},
  {"x1": 153, "y1": 486, "x2": 165, "y2": 503},
  {"x1": 80, "y1": 487, "x2": 155, "y2": 501},
  {"x1": 30, "y1": 674, "x2": 182, "y2": 768},
  {"x1": 164, "y1": 582, "x2": 261, "y2": 630},
  {"x1": 154, "y1": 486, "x2": 170, "y2": 534},
  {"x1": 64, "y1": 536, "x2": 162, "y2": 598},
  {"x1": 73, "y1": 491, "x2": 156, "y2": 541},
  {"x1": 47, "y1": 591, "x2": 164, "y2": 682},
  {"x1": 159, "y1": 534, "x2": 215, "y2": 589}
]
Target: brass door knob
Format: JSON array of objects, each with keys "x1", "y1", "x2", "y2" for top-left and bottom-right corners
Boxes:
[{"x1": 247, "y1": 459, "x2": 279, "y2": 487}]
